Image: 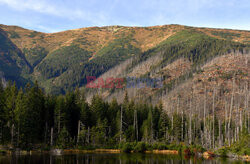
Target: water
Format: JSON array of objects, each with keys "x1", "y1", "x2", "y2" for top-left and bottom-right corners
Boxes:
[{"x1": 0, "y1": 153, "x2": 247, "y2": 164}]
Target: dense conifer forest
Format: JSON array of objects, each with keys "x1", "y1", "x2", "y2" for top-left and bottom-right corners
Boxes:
[{"x1": 0, "y1": 82, "x2": 249, "y2": 156}]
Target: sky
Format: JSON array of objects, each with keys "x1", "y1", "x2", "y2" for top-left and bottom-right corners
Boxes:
[{"x1": 0, "y1": 0, "x2": 249, "y2": 33}]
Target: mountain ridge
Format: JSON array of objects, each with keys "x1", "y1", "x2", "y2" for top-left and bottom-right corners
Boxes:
[{"x1": 0, "y1": 24, "x2": 249, "y2": 94}]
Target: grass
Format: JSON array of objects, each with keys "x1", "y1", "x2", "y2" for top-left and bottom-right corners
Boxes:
[{"x1": 211, "y1": 31, "x2": 241, "y2": 40}]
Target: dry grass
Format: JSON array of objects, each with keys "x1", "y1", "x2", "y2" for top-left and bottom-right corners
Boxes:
[{"x1": 151, "y1": 150, "x2": 179, "y2": 154}]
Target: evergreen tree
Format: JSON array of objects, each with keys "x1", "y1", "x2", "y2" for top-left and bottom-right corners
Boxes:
[
  {"x1": 56, "y1": 126, "x2": 71, "y2": 149},
  {"x1": 64, "y1": 92, "x2": 81, "y2": 139},
  {"x1": 0, "y1": 82, "x2": 6, "y2": 144},
  {"x1": 54, "y1": 95, "x2": 66, "y2": 135},
  {"x1": 158, "y1": 110, "x2": 170, "y2": 141},
  {"x1": 14, "y1": 89, "x2": 26, "y2": 147},
  {"x1": 18, "y1": 82, "x2": 45, "y2": 148}
]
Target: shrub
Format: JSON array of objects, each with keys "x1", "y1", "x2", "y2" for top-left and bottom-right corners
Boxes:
[
  {"x1": 239, "y1": 148, "x2": 250, "y2": 156},
  {"x1": 120, "y1": 143, "x2": 133, "y2": 153},
  {"x1": 157, "y1": 143, "x2": 167, "y2": 150},
  {"x1": 217, "y1": 147, "x2": 228, "y2": 157},
  {"x1": 134, "y1": 142, "x2": 147, "y2": 153},
  {"x1": 193, "y1": 145, "x2": 206, "y2": 153}
]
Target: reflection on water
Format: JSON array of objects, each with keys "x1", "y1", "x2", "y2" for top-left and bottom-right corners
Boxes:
[{"x1": 0, "y1": 153, "x2": 247, "y2": 164}]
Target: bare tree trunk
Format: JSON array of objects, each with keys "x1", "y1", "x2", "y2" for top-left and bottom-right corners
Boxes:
[
  {"x1": 120, "y1": 106, "x2": 123, "y2": 143},
  {"x1": 87, "y1": 127, "x2": 90, "y2": 144},
  {"x1": 209, "y1": 120, "x2": 212, "y2": 148},
  {"x1": 219, "y1": 120, "x2": 221, "y2": 147},
  {"x1": 44, "y1": 122, "x2": 48, "y2": 145},
  {"x1": 177, "y1": 96, "x2": 180, "y2": 114},
  {"x1": 171, "y1": 115, "x2": 174, "y2": 142},
  {"x1": 50, "y1": 127, "x2": 53, "y2": 146},
  {"x1": 236, "y1": 104, "x2": 239, "y2": 141},
  {"x1": 244, "y1": 82, "x2": 249, "y2": 132},
  {"x1": 212, "y1": 88, "x2": 215, "y2": 149},
  {"x1": 203, "y1": 87, "x2": 207, "y2": 148},
  {"x1": 133, "y1": 110, "x2": 138, "y2": 141},
  {"x1": 189, "y1": 98, "x2": 192, "y2": 145},
  {"x1": 248, "y1": 112, "x2": 250, "y2": 134},
  {"x1": 166, "y1": 127, "x2": 168, "y2": 141},
  {"x1": 11, "y1": 124, "x2": 14, "y2": 147},
  {"x1": 240, "y1": 109, "x2": 242, "y2": 132},
  {"x1": 234, "y1": 126, "x2": 237, "y2": 143},
  {"x1": 182, "y1": 109, "x2": 184, "y2": 141},
  {"x1": 224, "y1": 100, "x2": 227, "y2": 146},
  {"x1": 228, "y1": 76, "x2": 235, "y2": 146},
  {"x1": 151, "y1": 111, "x2": 154, "y2": 143},
  {"x1": 77, "y1": 120, "x2": 81, "y2": 145},
  {"x1": 212, "y1": 88, "x2": 216, "y2": 149}
]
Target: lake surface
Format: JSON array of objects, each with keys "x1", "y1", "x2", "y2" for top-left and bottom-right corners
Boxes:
[{"x1": 0, "y1": 153, "x2": 247, "y2": 164}]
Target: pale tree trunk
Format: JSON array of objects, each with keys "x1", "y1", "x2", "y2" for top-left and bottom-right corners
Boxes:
[
  {"x1": 248, "y1": 112, "x2": 250, "y2": 134},
  {"x1": 177, "y1": 97, "x2": 180, "y2": 114},
  {"x1": 87, "y1": 127, "x2": 90, "y2": 144},
  {"x1": 236, "y1": 104, "x2": 239, "y2": 141},
  {"x1": 11, "y1": 124, "x2": 14, "y2": 146},
  {"x1": 77, "y1": 120, "x2": 81, "y2": 145},
  {"x1": 209, "y1": 120, "x2": 212, "y2": 148},
  {"x1": 244, "y1": 82, "x2": 249, "y2": 132},
  {"x1": 133, "y1": 109, "x2": 138, "y2": 141},
  {"x1": 203, "y1": 87, "x2": 207, "y2": 148},
  {"x1": 44, "y1": 122, "x2": 48, "y2": 145},
  {"x1": 166, "y1": 127, "x2": 168, "y2": 141},
  {"x1": 240, "y1": 110, "x2": 242, "y2": 132},
  {"x1": 50, "y1": 127, "x2": 53, "y2": 146},
  {"x1": 212, "y1": 88, "x2": 216, "y2": 149},
  {"x1": 189, "y1": 98, "x2": 192, "y2": 145},
  {"x1": 182, "y1": 108, "x2": 184, "y2": 141},
  {"x1": 120, "y1": 106, "x2": 123, "y2": 143},
  {"x1": 228, "y1": 76, "x2": 235, "y2": 146},
  {"x1": 224, "y1": 100, "x2": 227, "y2": 146},
  {"x1": 218, "y1": 120, "x2": 221, "y2": 147},
  {"x1": 171, "y1": 115, "x2": 174, "y2": 142}
]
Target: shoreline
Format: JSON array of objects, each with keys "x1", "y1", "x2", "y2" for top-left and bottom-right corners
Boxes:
[{"x1": 0, "y1": 148, "x2": 249, "y2": 161}]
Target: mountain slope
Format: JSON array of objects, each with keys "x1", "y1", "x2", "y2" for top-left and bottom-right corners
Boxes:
[
  {"x1": 0, "y1": 24, "x2": 249, "y2": 95},
  {"x1": 0, "y1": 28, "x2": 32, "y2": 86}
]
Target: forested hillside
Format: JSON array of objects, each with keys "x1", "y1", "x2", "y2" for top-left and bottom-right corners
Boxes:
[{"x1": 0, "y1": 24, "x2": 249, "y2": 94}]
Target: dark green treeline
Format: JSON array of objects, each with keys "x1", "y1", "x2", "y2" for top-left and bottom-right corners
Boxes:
[{"x1": 0, "y1": 82, "x2": 249, "y2": 151}]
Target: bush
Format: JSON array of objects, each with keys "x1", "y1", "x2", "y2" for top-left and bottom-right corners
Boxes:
[
  {"x1": 217, "y1": 147, "x2": 228, "y2": 157},
  {"x1": 194, "y1": 145, "x2": 206, "y2": 153},
  {"x1": 157, "y1": 143, "x2": 167, "y2": 150},
  {"x1": 151, "y1": 143, "x2": 167, "y2": 150},
  {"x1": 120, "y1": 143, "x2": 133, "y2": 153},
  {"x1": 229, "y1": 134, "x2": 250, "y2": 155},
  {"x1": 168, "y1": 143, "x2": 183, "y2": 152},
  {"x1": 134, "y1": 142, "x2": 147, "y2": 153},
  {"x1": 239, "y1": 148, "x2": 250, "y2": 156}
]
